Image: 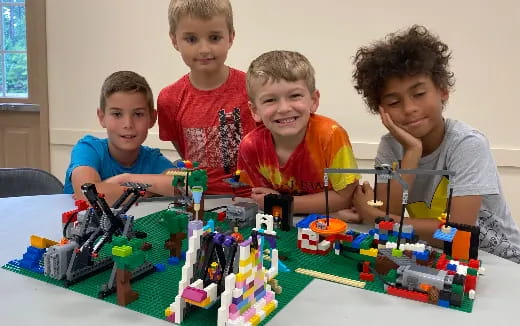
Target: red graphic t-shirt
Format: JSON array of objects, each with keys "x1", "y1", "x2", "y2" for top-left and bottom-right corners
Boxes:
[
  {"x1": 157, "y1": 68, "x2": 256, "y2": 195},
  {"x1": 237, "y1": 114, "x2": 359, "y2": 195}
]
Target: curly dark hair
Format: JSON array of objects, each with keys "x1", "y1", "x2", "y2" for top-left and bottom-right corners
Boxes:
[{"x1": 352, "y1": 25, "x2": 455, "y2": 114}]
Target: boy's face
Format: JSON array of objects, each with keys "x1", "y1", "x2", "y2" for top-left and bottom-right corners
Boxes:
[
  {"x1": 380, "y1": 74, "x2": 449, "y2": 139},
  {"x1": 97, "y1": 91, "x2": 157, "y2": 155},
  {"x1": 171, "y1": 14, "x2": 234, "y2": 75},
  {"x1": 249, "y1": 79, "x2": 319, "y2": 143}
]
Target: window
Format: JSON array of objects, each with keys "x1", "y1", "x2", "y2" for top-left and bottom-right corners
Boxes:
[{"x1": 1, "y1": 0, "x2": 27, "y2": 98}]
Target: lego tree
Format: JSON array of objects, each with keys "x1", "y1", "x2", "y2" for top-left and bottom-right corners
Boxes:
[
  {"x1": 110, "y1": 236, "x2": 146, "y2": 306},
  {"x1": 160, "y1": 210, "x2": 189, "y2": 258}
]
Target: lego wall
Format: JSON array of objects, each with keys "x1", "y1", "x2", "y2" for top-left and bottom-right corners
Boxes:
[{"x1": 46, "y1": 0, "x2": 520, "y2": 225}]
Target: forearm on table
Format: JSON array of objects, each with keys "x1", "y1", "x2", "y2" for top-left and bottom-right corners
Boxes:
[{"x1": 293, "y1": 190, "x2": 348, "y2": 214}]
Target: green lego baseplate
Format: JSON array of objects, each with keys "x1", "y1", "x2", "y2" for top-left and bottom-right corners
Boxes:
[{"x1": 2, "y1": 208, "x2": 475, "y2": 326}]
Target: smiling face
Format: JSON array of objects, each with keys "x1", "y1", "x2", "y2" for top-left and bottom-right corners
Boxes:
[
  {"x1": 171, "y1": 14, "x2": 234, "y2": 76},
  {"x1": 97, "y1": 91, "x2": 156, "y2": 166},
  {"x1": 380, "y1": 74, "x2": 449, "y2": 140},
  {"x1": 249, "y1": 79, "x2": 319, "y2": 146}
]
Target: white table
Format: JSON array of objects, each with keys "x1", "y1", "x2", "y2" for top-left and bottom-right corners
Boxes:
[{"x1": 1, "y1": 195, "x2": 519, "y2": 326}]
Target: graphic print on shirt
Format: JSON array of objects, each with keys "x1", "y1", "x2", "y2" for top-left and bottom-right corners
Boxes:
[
  {"x1": 257, "y1": 164, "x2": 324, "y2": 195},
  {"x1": 407, "y1": 176, "x2": 520, "y2": 263},
  {"x1": 479, "y1": 209, "x2": 520, "y2": 263},
  {"x1": 183, "y1": 108, "x2": 242, "y2": 173}
]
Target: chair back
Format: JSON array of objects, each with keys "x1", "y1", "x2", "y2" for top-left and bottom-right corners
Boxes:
[{"x1": 0, "y1": 168, "x2": 64, "y2": 198}]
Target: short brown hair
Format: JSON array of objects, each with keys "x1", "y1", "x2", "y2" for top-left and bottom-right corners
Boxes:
[
  {"x1": 246, "y1": 50, "x2": 316, "y2": 101},
  {"x1": 352, "y1": 25, "x2": 455, "y2": 114},
  {"x1": 168, "y1": 0, "x2": 234, "y2": 36},
  {"x1": 99, "y1": 71, "x2": 154, "y2": 113}
]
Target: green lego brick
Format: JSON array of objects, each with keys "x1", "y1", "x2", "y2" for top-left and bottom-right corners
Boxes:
[
  {"x1": 2, "y1": 206, "x2": 476, "y2": 326},
  {"x1": 112, "y1": 245, "x2": 132, "y2": 257}
]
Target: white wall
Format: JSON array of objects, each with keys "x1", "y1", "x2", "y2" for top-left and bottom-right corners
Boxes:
[{"x1": 46, "y1": 0, "x2": 520, "y2": 224}]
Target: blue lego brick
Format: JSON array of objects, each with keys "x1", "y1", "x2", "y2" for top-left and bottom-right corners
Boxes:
[
  {"x1": 167, "y1": 257, "x2": 180, "y2": 265},
  {"x1": 414, "y1": 250, "x2": 430, "y2": 261},
  {"x1": 401, "y1": 232, "x2": 413, "y2": 240},
  {"x1": 295, "y1": 214, "x2": 323, "y2": 228},
  {"x1": 379, "y1": 233, "x2": 388, "y2": 241},
  {"x1": 255, "y1": 289, "x2": 266, "y2": 301},
  {"x1": 278, "y1": 260, "x2": 291, "y2": 272},
  {"x1": 8, "y1": 259, "x2": 44, "y2": 274},
  {"x1": 433, "y1": 227, "x2": 457, "y2": 242},
  {"x1": 154, "y1": 263, "x2": 166, "y2": 272},
  {"x1": 254, "y1": 286, "x2": 265, "y2": 297},
  {"x1": 368, "y1": 228, "x2": 377, "y2": 236},
  {"x1": 237, "y1": 296, "x2": 250, "y2": 310},
  {"x1": 438, "y1": 299, "x2": 450, "y2": 307},
  {"x1": 351, "y1": 234, "x2": 368, "y2": 249},
  {"x1": 447, "y1": 263, "x2": 458, "y2": 272}
]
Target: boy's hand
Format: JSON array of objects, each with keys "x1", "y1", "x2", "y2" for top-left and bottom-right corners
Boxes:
[
  {"x1": 251, "y1": 187, "x2": 279, "y2": 210},
  {"x1": 379, "y1": 106, "x2": 422, "y2": 151},
  {"x1": 331, "y1": 208, "x2": 362, "y2": 223},
  {"x1": 352, "y1": 182, "x2": 376, "y2": 221}
]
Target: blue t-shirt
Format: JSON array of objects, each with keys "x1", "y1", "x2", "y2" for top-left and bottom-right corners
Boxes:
[{"x1": 63, "y1": 135, "x2": 174, "y2": 193}]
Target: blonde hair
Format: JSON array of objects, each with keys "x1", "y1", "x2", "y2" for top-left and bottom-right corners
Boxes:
[
  {"x1": 168, "y1": 0, "x2": 234, "y2": 36},
  {"x1": 246, "y1": 50, "x2": 316, "y2": 101},
  {"x1": 99, "y1": 71, "x2": 154, "y2": 113}
]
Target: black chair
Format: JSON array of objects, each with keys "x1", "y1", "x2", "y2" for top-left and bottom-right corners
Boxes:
[{"x1": 0, "y1": 167, "x2": 64, "y2": 198}]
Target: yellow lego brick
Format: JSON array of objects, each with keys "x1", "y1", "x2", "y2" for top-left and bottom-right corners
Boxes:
[
  {"x1": 112, "y1": 245, "x2": 132, "y2": 257},
  {"x1": 263, "y1": 301, "x2": 276, "y2": 315},
  {"x1": 239, "y1": 254, "x2": 253, "y2": 267},
  {"x1": 235, "y1": 269, "x2": 252, "y2": 283},
  {"x1": 360, "y1": 248, "x2": 378, "y2": 257},
  {"x1": 164, "y1": 307, "x2": 171, "y2": 317},
  {"x1": 185, "y1": 296, "x2": 211, "y2": 308},
  {"x1": 243, "y1": 286, "x2": 254, "y2": 299},
  {"x1": 30, "y1": 235, "x2": 58, "y2": 249},
  {"x1": 249, "y1": 315, "x2": 261, "y2": 326}
]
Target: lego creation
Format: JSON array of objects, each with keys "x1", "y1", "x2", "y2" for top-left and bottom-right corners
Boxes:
[{"x1": 3, "y1": 164, "x2": 485, "y2": 326}]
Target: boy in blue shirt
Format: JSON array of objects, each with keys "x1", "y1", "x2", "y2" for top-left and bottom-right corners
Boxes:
[{"x1": 63, "y1": 71, "x2": 174, "y2": 205}]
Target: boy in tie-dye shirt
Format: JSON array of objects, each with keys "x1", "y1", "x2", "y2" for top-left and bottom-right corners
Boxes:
[{"x1": 237, "y1": 50, "x2": 359, "y2": 221}]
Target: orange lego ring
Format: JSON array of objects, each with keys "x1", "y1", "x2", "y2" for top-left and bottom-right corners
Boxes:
[{"x1": 309, "y1": 218, "x2": 348, "y2": 235}]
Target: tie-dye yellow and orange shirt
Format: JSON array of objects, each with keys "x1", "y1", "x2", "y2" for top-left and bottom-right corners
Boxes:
[{"x1": 237, "y1": 114, "x2": 359, "y2": 195}]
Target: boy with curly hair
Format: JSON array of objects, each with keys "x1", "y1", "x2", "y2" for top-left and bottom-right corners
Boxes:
[
  {"x1": 352, "y1": 25, "x2": 520, "y2": 262},
  {"x1": 237, "y1": 50, "x2": 359, "y2": 220}
]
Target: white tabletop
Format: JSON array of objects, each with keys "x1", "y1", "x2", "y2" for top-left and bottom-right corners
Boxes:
[{"x1": 1, "y1": 195, "x2": 519, "y2": 326}]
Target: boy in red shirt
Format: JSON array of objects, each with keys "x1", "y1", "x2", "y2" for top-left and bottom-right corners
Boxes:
[{"x1": 157, "y1": 0, "x2": 256, "y2": 195}]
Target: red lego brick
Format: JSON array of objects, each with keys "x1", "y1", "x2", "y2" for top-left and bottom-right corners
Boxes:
[
  {"x1": 362, "y1": 261, "x2": 370, "y2": 273},
  {"x1": 360, "y1": 272, "x2": 374, "y2": 282},
  {"x1": 387, "y1": 286, "x2": 428, "y2": 303},
  {"x1": 379, "y1": 221, "x2": 394, "y2": 231},
  {"x1": 62, "y1": 211, "x2": 78, "y2": 223},
  {"x1": 217, "y1": 211, "x2": 226, "y2": 222},
  {"x1": 465, "y1": 275, "x2": 477, "y2": 292},
  {"x1": 468, "y1": 259, "x2": 480, "y2": 269}
]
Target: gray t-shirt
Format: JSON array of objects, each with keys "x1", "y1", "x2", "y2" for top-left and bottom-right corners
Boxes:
[{"x1": 376, "y1": 118, "x2": 520, "y2": 263}]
